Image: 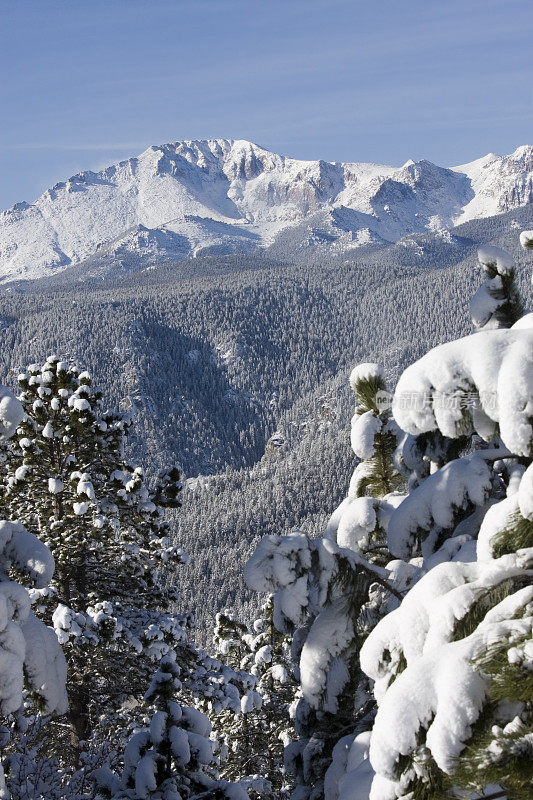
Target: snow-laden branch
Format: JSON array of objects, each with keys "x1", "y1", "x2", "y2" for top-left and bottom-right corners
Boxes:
[{"x1": 393, "y1": 328, "x2": 533, "y2": 456}]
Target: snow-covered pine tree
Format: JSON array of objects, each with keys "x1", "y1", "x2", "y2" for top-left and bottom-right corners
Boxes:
[
  {"x1": 95, "y1": 656, "x2": 249, "y2": 800},
  {"x1": 212, "y1": 612, "x2": 249, "y2": 673},
  {"x1": 245, "y1": 597, "x2": 297, "y2": 798},
  {"x1": 0, "y1": 357, "x2": 186, "y2": 758},
  {"x1": 470, "y1": 243, "x2": 524, "y2": 330},
  {"x1": 332, "y1": 230, "x2": 533, "y2": 800},
  {"x1": 0, "y1": 384, "x2": 68, "y2": 797},
  {"x1": 326, "y1": 363, "x2": 403, "y2": 566},
  {"x1": 243, "y1": 367, "x2": 408, "y2": 799},
  {"x1": 211, "y1": 601, "x2": 297, "y2": 798},
  {"x1": 0, "y1": 357, "x2": 245, "y2": 770},
  {"x1": 210, "y1": 612, "x2": 263, "y2": 794},
  {"x1": 347, "y1": 363, "x2": 402, "y2": 500}
]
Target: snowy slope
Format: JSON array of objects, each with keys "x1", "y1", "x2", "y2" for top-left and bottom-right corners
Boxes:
[
  {"x1": 0, "y1": 139, "x2": 532, "y2": 282},
  {"x1": 453, "y1": 145, "x2": 533, "y2": 224}
]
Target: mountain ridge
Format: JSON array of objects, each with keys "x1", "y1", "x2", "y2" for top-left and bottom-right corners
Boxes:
[{"x1": 1, "y1": 139, "x2": 532, "y2": 282}]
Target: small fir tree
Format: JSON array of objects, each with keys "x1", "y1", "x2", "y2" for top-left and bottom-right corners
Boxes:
[
  {"x1": 95, "y1": 656, "x2": 249, "y2": 800},
  {"x1": 348, "y1": 363, "x2": 402, "y2": 500},
  {"x1": 332, "y1": 363, "x2": 404, "y2": 567},
  {"x1": 211, "y1": 601, "x2": 297, "y2": 798}
]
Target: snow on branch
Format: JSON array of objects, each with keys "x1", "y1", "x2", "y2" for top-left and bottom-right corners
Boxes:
[
  {"x1": 0, "y1": 386, "x2": 24, "y2": 441},
  {"x1": 360, "y1": 551, "x2": 532, "y2": 703},
  {"x1": 477, "y1": 245, "x2": 514, "y2": 276},
  {"x1": 392, "y1": 329, "x2": 533, "y2": 456},
  {"x1": 387, "y1": 451, "x2": 494, "y2": 559},
  {"x1": 367, "y1": 584, "x2": 532, "y2": 782},
  {"x1": 4, "y1": 522, "x2": 55, "y2": 588}
]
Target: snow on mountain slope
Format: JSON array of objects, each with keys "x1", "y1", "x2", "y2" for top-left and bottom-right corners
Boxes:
[
  {"x1": 0, "y1": 139, "x2": 532, "y2": 282},
  {"x1": 452, "y1": 145, "x2": 533, "y2": 224}
]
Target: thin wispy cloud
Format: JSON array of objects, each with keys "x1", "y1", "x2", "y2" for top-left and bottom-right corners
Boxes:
[{"x1": 4, "y1": 143, "x2": 151, "y2": 152}]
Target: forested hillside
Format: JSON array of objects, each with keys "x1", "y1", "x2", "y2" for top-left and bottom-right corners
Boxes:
[{"x1": 0, "y1": 206, "x2": 531, "y2": 637}]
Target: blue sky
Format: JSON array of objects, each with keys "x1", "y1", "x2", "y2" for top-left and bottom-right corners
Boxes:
[{"x1": 1, "y1": 0, "x2": 531, "y2": 210}]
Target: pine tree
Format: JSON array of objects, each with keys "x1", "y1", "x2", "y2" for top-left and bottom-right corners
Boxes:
[
  {"x1": 0, "y1": 357, "x2": 202, "y2": 764},
  {"x1": 348, "y1": 363, "x2": 402, "y2": 500},
  {"x1": 470, "y1": 244, "x2": 523, "y2": 330},
  {"x1": 95, "y1": 656, "x2": 249, "y2": 800},
  {"x1": 330, "y1": 363, "x2": 403, "y2": 566},
  {"x1": 210, "y1": 612, "x2": 263, "y2": 796},
  {"x1": 245, "y1": 597, "x2": 297, "y2": 797},
  {"x1": 335, "y1": 230, "x2": 533, "y2": 800},
  {"x1": 211, "y1": 601, "x2": 297, "y2": 798}
]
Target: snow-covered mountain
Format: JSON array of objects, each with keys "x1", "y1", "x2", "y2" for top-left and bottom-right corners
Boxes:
[{"x1": 1, "y1": 139, "x2": 532, "y2": 282}]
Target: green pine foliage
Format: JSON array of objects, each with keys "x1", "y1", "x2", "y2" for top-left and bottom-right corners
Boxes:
[
  {"x1": 446, "y1": 510, "x2": 533, "y2": 800},
  {"x1": 491, "y1": 511, "x2": 533, "y2": 558},
  {"x1": 448, "y1": 630, "x2": 533, "y2": 800},
  {"x1": 470, "y1": 245, "x2": 524, "y2": 330},
  {"x1": 350, "y1": 370, "x2": 403, "y2": 501},
  {"x1": 339, "y1": 366, "x2": 405, "y2": 567}
]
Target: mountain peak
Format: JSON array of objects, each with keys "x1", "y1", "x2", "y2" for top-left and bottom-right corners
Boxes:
[
  {"x1": 510, "y1": 144, "x2": 533, "y2": 161},
  {"x1": 0, "y1": 142, "x2": 531, "y2": 283}
]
